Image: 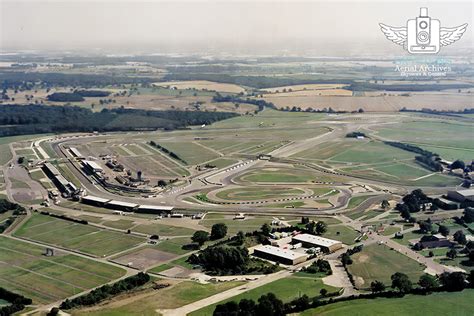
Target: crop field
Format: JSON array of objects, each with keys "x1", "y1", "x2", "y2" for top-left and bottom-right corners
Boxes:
[
  {"x1": 14, "y1": 213, "x2": 145, "y2": 257},
  {"x1": 260, "y1": 94, "x2": 474, "y2": 112},
  {"x1": 347, "y1": 244, "x2": 425, "y2": 289},
  {"x1": 301, "y1": 289, "x2": 474, "y2": 316},
  {"x1": 190, "y1": 275, "x2": 340, "y2": 316},
  {"x1": 0, "y1": 236, "x2": 125, "y2": 304},
  {"x1": 153, "y1": 80, "x2": 246, "y2": 93},
  {"x1": 264, "y1": 89, "x2": 353, "y2": 97},
  {"x1": 262, "y1": 83, "x2": 349, "y2": 93}
]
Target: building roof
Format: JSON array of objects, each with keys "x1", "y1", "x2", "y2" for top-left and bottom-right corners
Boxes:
[
  {"x1": 452, "y1": 189, "x2": 474, "y2": 198},
  {"x1": 69, "y1": 147, "x2": 82, "y2": 157},
  {"x1": 254, "y1": 245, "x2": 306, "y2": 261},
  {"x1": 107, "y1": 200, "x2": 138, "y2": 208},
  {"x1": 438, "y1": 197, "x2": 459, "y2": 205},
  {"x1": 84, "y1": 160, "x2": 103, "y2": 171},
  {"x1": 138, "y1": 204, "x2": 174, "y2": 211},
  {"x1": 82, "y1": 195, "x2": 110, "y2": 203},
  {"x1": 292, "y1": 233, "x2": 342, "y2": 247},
  {"x1": 56, "y1": 175, "x2": 70, "y2": 186},
  {"x1": 43, "y1": 162, "x2": 61, "y2": 176}
]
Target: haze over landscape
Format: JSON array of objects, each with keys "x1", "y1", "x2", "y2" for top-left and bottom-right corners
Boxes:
[
  {"x1": 2, "y1": 0, "x2": 473, "y2": 56},
  {"x1": 0, "y1": 1, "x2": 473, "y2": 316}
]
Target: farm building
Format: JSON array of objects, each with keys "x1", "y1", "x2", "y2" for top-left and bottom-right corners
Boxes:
[
  {"x1": 436, "y1": 198, "x2": 459, "y2": 210},
  {"x1": 106, "y1": 200, "x2": 138, "y2": 211},
  {"x1": 136, "y1": 204, "x2": 174, "y2": 214},
  {"x1": 447, "y1": 189, "x2": 474, "y2": 202},
  {"x1": 292, "y1": 234, "x2": 343, "y2": 253},
  {"x1": 253, "y1": 245, "x2": 307, "y2": 265},
  {"x1": 83, "y1": 160, "x2": 103, "y2": 173},
  {"x1": 418, "y1": 234, "x2": 453, "y2": 249},
  {"x1": 81, "y1": 195, "x2": 110, "y2": 206}
]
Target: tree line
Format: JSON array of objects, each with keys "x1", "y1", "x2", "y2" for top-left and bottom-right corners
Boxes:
[
  {"x1": 0, "y1": 287, "x2": 32, "y2": 316},
  {"x1": 0, "y1": 104, "x2": 238, "y2": 137},
  {"x1": 60, "y1": 272, "x2": 150, "y2": 310},
  {"x1": 384, "y1": 141, "x2": 443, "y2": 172},
  {"x1": 212, "y1": 93, "x2": 277, "y2": 112},
  {"x1": 1, "y1": 72, "x2": 154, "y2": 89},
  {"x1": 148, "y1": 141, "x2": 187, "y2": 165}
]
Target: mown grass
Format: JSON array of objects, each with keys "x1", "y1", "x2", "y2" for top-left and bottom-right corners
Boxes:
[{"x1": 301, "y1": 289, "x2": 474, "y2": 316}]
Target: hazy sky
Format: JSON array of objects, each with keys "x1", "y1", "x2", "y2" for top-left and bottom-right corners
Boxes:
[{"x1": 1, "y1": 0, "x2": 472, "y2": 55}]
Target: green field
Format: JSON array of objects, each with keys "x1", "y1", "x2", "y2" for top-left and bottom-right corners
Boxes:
[
  {"x1": 132, "y1": 222, "x2": 196, "y2": 237},
  {"x1": 0, "y1": 236, "x2": 125, "y2": 304},
  {"x1": 200, "y1": 217, "x2": 272, "y2": 234},
  {"x1": 347, "y1": 195, "x2": 377, "y2": 209},
  {"x1": 157, "y1": 141, "x2": 220, "y2": 165},
  {"x1": 238, "y1": 166, "x2": 322, "y2": 183},
  {"x1": 347, "y1": 244, "x2": 425, "y2": 289},
  {"x1": 14, "y1": 213, "x2": 145, "y2": 257},
  {"x1": 190, "y1": 275, "x2": 339, "y2": 316},
  {"x1": 215, "y1": 186, "x2": 306, "y2": 201},
  {"x1": 154, "y1": 237, "x2": 192, "y2": 255},
  {"x1": 301, "y1": 289, "x2": 474, "y2": 316},
  {"x1": 323, "y1": 225, "x2": 359, "y2": 245},
  {"x1": 72, "y1": 281, "x2": 245, "y2": 315},
  {"x1": 0, "y1": 134, "x2": 50, "y2": 165}
]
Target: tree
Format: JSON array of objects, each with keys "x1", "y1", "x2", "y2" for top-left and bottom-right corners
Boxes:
[
  {"x1": 320, "y1": 288, "x2": 328, "y2": 297},
  {"x1": 381, "y1": 200, "x2": 390, "y2": 209},
  {"x1": 157, "y1": 180, "x2": 167, "y2": 187},
  {"x1": 463, "y1": 207, "x2": 474, "y2": 223},
  {"x1": 341, "y1": 253, "x2": 353, "y2": 265},
  {"x1": 446, "y1": 248, "x2": 457, "y2": 260},
  {"x1": 213, "y1": 301, "x2": 239, "y2": 316},
  {"x1": 292, "y1": 294, "x2": 311, "y2": 311},
  {"x1": 391, "y1": 272, "x2": 413, "y2": 293},
  {"x1": 235, "y1": 231, "x2": 245, "y2": 245},
  {"x1": 453, "y1": 230, "x2": 467, "y2": 245},
  {"x1": 256, "y1": 293, "x2": 285, "y2": 316},
  {"x1": 440, "y1": 272, "x2": 466, "y2": 291},
  {"x1": 438, "y1": 225, "x2": 450, "y2": 237},
  {"x1": 261, "y1": 223, "x2": 271, "y2": 236},
  {"x1": 370, "y1": 280, "x2": 386, "y2": 293},
  {"x1": 301, "y1": 217, "x2": 310, "y2": 225},
  {"x1": 238, "y1": 298, "x2": 256, "y2": 316},
  {"x1": 315, "y1": 221, "x2": 327, "y2": 235},
  {"x1": 418, "y1": 274, "x2": 439, "y2": 289},
  {"x1": 191, "y1": 230, "x2": 209, "y2": 246},
  {"x1": 468, "y1": 270, "x2": 474, "y2": 286},
  {"x1": 451, "y1": 160, "x2": 465, "y2": 170},
  {"x1": 419, "y1": 221, "x2": 432, "y2": 233},
  {"x1": 430, "y1": 204, "x2": 439, "y2": 212},
  {"x1": 210, "y1": 223, "x2": 228, "y2": 240},
  {"x1": 469, "y1": 251, "x2": 474, "y2": 263}
]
